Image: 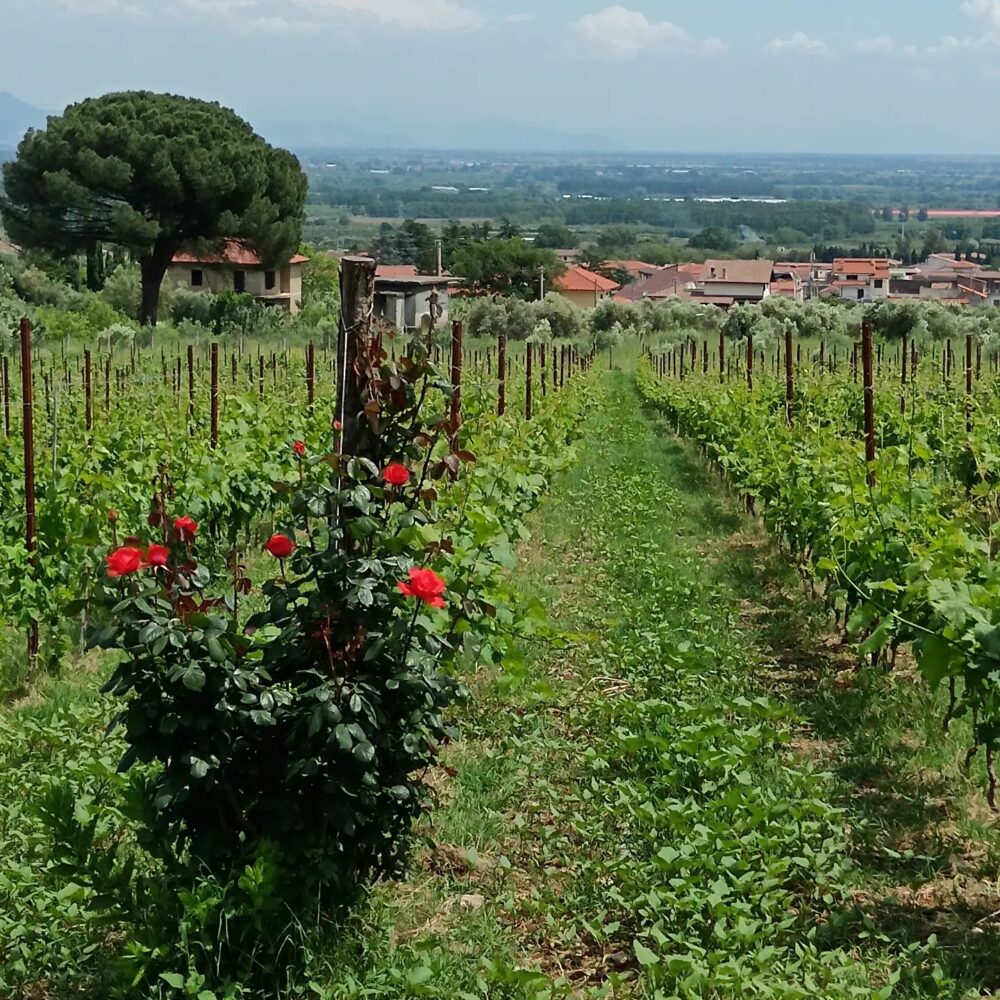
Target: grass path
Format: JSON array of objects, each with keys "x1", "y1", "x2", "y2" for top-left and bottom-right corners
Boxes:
[{"x1": 326, "y1": 372, "x2": 1000, "y2": 998}]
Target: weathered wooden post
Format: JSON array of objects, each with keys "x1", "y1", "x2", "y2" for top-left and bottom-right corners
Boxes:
[
  {"x1": 187, "y1": 344, "x2": 195, "y2": 430},
  {"x1": 862, "y1": 320, "x2": 876, "y2": 487},
  {"x1": 84, "y1": 349, "x2": 93, "y2": 432},
  {"x1": 900, "y1": 333, "x2": 908, "y2": 415},
  {"x1": 2, "y1": 355, "x2": 10, "y2": 437},
  {"x1": 498, "y1": 333, "x2": 507, "y2": 416},
  {"x1": 450, "y1": 320, "x2": 463, "y2": 440},
  {"x1": 746, "y1": 331, "x2": 754, "y2": 392},
  {"x1": 210, "y1": 342, "x2": 219, "y2": 450},
  {"x1": 525, "y1": 342, "x2": 533, "y2": 420},
  {"x1": 719, "y1": 329, "x2": 725, "y2": 384},
  {"x1": 20, "y1": 319, "x2": 38, "y2": 664},
  {"x1": 966, "y1": 333, "x2": 974, "y2": 435},
  {"x1": 335, "y1": 255, "x2": 378, "y2": 463},
  {"x1": 785, "y1": 326, "x2": 794, "y2": 427},
  {"x1": 307, "y1": 341, "x2": 316, "y2": 411}
]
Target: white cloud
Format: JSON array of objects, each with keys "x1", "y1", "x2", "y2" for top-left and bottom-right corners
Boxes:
[
  {"x1": 855, "y1": 35, "x2": 895, "y2": 54},
  {"x1": 572, "y1": 6, "x2": 726, "y2": 58},
  {"x1": 768, "y1": 31, "x2": 830, "y2": 56},
  {"x1": 505, "y1": 13, "x2": 534, "y2": 23},
  {"x1": 294, "y1": 0, "x2": 483, "y2": 30},
  {"x1": 54, "y1": 0, "x2": 122, "y2": 10},
  {"x1": 962, "y1": 0, "x2": 1000, "y2": 28}
]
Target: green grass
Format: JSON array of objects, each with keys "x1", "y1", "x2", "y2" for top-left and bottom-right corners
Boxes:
[{"x1": 3, "y1": 369, "x2": 999, "y2": 997}]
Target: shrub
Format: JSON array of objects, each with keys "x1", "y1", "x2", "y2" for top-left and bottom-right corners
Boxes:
[{"x1": 84, "y1": 344, "x2": 491, "y2": 993}]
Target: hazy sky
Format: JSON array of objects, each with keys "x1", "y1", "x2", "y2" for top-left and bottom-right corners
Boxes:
[{"x1": 3, "y1": 0, "x2": 1000, "y2": 153}]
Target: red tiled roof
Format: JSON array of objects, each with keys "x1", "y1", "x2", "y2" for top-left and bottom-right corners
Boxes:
[
  {"x1": 770, "y1": 279, "x2": 800, "y2": 297},
  {"x1": 832, "y1": 257, "x2": 896, "y2": 281},
  {"x1": 554, "y1": 265, "x2": 619, "y2": 293},
  {"x1": 702, "y1": 259, "x2": 774, "y2": 285},
  {"x1": 927, "y1": 254, "x2": 981, "y2": 271},
  {"x1": 173, "y1": 239, "x2": 309, "y2": 267}
]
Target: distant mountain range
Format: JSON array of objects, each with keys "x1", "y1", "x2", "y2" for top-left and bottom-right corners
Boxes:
[
  {"x1": 0, "y1": 91, "x2": 618, "y2": 155},
  {"x1": 0, "y1": 92, "x2": 46, "y2": 147}
]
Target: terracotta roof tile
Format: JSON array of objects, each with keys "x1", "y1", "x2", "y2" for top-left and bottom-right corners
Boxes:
[
  {"x1": 702, "y1": 259, "x2": 774, "y2": 285},
  {"x1": 554, "y1": 265, "x2": 619, "y2": 293},
  {"x1": 173, "y1": 239, "x2": 309, "y2": 267}
]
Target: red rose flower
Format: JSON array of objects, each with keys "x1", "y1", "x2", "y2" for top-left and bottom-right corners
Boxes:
[
  {"x1": 293, "y1": 440, "x2": 306, "y2": 456},
  {"x1": 107, "y1": 509, "x2": 118, "y2": 524},
  {"x1": 397, "y1": 567, "x2": 447, "y2": 609},
  {"x1": 333, "y1": 420, "x2": 343, "y2": 432},
  {"x1": 146, "y1": 543, "x2": 170, "y2": 568},
  {"x1": 383, "y1": 463, "x2": 410, "y2": 487},
  {"x1": 173, "y1": 516, "x2": 198, "y2": 542},
  {"x1": 107, "y1": 546, "x2": 145, "y2": 578},
  {"x1": 265, "y1": 533, "x2": 296, "y2": 559}
]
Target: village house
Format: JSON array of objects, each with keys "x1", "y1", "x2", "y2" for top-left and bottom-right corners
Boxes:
[
  {"x1": 603, "y1": 260, "x2": 660, "y2": 284},
  {"x1": 168, "y1": 239, "x2": 309, "y2": 314},
  {"x1": 770, "y1": 264, "x2": 805, "y2": 302},
  {"x1": 691, "y1": 259, "x2": 775, "y2": 307},
  {"x1": 615, "y1": 263, "x2": 703, "y2": 303},
  {"x1": 830, "y1": 258, "x2": 896, "y2": 303},
  {"x1": 552, "y1": 265, "x2": 619, "y2": 309},
  {"x1": 914, "y1": 253, "x2": 983, "y2": 277},
  {"x1": 374, "y1": 264, "x2": 458, "y2": 332}
]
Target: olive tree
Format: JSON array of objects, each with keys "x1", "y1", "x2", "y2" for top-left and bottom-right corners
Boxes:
[{"x1": 2, "y1": 91, "x2": 307, "y2": 325}]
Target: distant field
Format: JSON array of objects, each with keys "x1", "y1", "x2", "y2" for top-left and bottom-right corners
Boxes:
[{"x1": 926, "y1": 209, "x2": 1000, "y2": 218}]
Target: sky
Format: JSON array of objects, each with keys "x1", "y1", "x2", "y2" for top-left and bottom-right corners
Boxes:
[{"x1": 3, "y1": 0, "x2": 1000, "y2": 153}]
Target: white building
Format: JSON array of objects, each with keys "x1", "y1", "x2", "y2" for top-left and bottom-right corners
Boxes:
[
  {"x1": 168, "y1": 240, "x2": 308, "y2": 314},
  {"x1": 830, "y1": 258, "x2": 896, "y2": 303}
]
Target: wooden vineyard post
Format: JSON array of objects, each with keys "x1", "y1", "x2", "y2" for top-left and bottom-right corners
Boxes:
[
  {"x1": 551, "y1": 346, "x2": 558, "y2": 392},
  {"x1": 819, "y1": 340, "x2": 825, "y2": 371},
  {"x1": 20, "y1": 319, "x2": 39, "y2": 664},
  {"x1": 703, "y1": 340, "x2": 708, "y2": 375},
  {"x1": 746, "y1": 331, "x2": 754, "y2": 392},
  {"x1": 2, "y1": 355, "x2": 9, "y2": 438},
  {"x1": 900, "y1": 333, "x2": 908, "y2": 415},
  {"x1": 307, "y1": 341, "x2": 315, "y2": 411},
  {"x1": 526, "y1": 342, "x2": 533, "y2": 420},
  {"x1": 560, "y1": 344, "x2": 566, "y2": 388},
  {"x1": 104, "y1": 359, "x2": 110, "y2": 414},
  {"x1": 335, "y1": 255, "x2": 378, "y2": 468},
  {"x1": 187, "y1": 345, "x2": 195, "y2": 431},
  {"x1": 259, "y1": 357, "x2": 265, "y2": 400},
  {"x1": 84, "y1": 349, "x2": 92, "y2": 432},
  {"x1": 862, "y1": 320, "x2": 876, "y2": 487},
  {"x1": 719, "y1": 329, "x2": 725, "y2": 384},
  {"x1": 210, "y1": 342, "x2": 219, "y2": 450},
  {"x1": 966, "y1": 333, "x2": 974, "y2": 435},
  {"x1": 498, "y1": 333, "x2": 507, "y2": 416},
  {"x1": 450, "y1": 320, "x2": 463, "y2": 441},
  {"x1": 785, "y1": 326, "x2": 794, "y2": 427}
]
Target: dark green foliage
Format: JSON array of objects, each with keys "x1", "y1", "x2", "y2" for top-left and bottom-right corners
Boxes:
[
  {"x1": 2, "y1": 91, "x2": 307, "y2": 324},
  {"x1": 451, "y1": 238, "x2": 563, "y2": 299},
  {"x1": 688, "y1": 226, "x2": 737, "y2": 251}
]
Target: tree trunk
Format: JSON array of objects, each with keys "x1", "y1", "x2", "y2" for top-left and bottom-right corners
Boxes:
[{"x1": 139, "y1": 243, "x2": 175, "y2": 326}]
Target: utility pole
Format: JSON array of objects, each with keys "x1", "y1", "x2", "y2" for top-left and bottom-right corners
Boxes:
[
  {"x1": 539, "y1": 266, "x2": 545, "y2": 300},
  {"x1": 436, "y1": 239, "x2": 443, "y2": 278}
]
